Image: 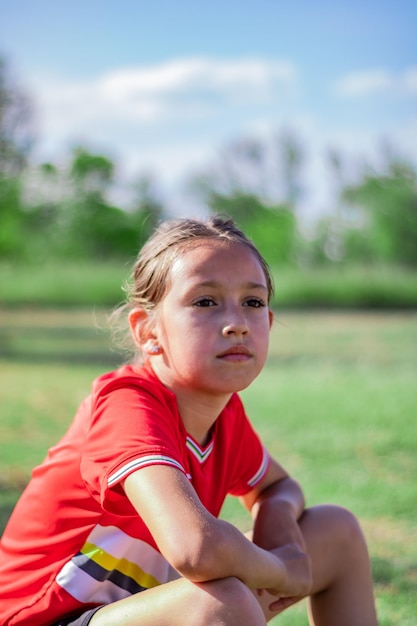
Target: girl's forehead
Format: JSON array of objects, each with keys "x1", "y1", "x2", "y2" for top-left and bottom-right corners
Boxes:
[{"x1": 171, "y1": 240, "x2": 265, "y2": 281}]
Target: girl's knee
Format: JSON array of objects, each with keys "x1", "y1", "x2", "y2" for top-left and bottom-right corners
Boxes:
[
  {"x1": 197, "y1": 577, "x2": 266, "y2": 625},
  {"x1": 303, "y1": 504, "x2": 368, "y2": 558},
  {"x1": 324, "y1": 505, "x2": 365, "y2": 543}
]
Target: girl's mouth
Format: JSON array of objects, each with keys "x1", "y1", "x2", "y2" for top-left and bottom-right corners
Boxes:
[{"x1": 217, "y1": 346, "x2": 252, "y2": 361}]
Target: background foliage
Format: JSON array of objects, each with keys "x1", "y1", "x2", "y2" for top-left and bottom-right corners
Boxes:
[{"x1": 1, "y1": 55, "x2": 417, "y2": 301}]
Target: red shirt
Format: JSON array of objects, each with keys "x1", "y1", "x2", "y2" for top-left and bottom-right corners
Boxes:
[{"x1": 0, "y1": 364, "x2": 269, "y2": 625}]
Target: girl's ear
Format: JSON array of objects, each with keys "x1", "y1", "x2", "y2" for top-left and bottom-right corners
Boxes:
[
  {"x1": 268, "y1": 309, "x2": 274, "y2": 329},
  {"x1": 128, "y1": 308, "x2": 155, "y2": 349}
]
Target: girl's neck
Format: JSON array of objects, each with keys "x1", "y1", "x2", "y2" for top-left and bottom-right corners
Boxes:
[
  {"x1": 147, "y1": 359, "x2": 232, "y2": 445},
  {"x1": 174, "y1": 388, "x2": 232, "y2": 446}
]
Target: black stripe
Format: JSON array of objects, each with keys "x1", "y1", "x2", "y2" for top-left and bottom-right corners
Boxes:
[{"x1": 72, "y1": 553, "x2": 147, "y2": 595}]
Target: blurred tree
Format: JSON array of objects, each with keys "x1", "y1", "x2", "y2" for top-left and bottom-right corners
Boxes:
[
  {"x1": 190, "y1": 129, "x2": 306, "y2": 210},
  {"x1": 0, "y1": 56, "x2": 35, "y2": 258},
  {"x1": 307, "y1": 149, "x2": 351, "y2": 264},
  {"x1": 0, "y1": 176, "x2": 26, "y2": 258},
  {"x1": 130, "y1": 174, "x2": 164, "y2": 248},
  {"x1": 342, "y1": 155, "x2": 417, "y2": 266},
  {"x1": 0, "y1": 56, "x2": 34, "y2": 175},
  {"x1": 18, "y1": 163, "x2": 63, "y2": 261},
  {"x1": 58, "y1": 150, "x2": 165, "y2": 260},
  {"x1": 15, "y1": 148, "x2": 167, "y2": 262},
  {"x1": 278, "y1": 129, "x2": 304, "y2": 208},
  {"x1": 188, "y1": 129, "x2": 305, "y2": 264},
  {"x1": 190, "y1": 136, "x2": 268, "y2": 203},
  {"x1": 207, "y1": 192, "x2": 297, "y2": 266},
  {"x1": 66, "y1": 147, "x2": 132, "y2": 258},
  {"x1": 71, "y1": 147, "x2": 114, "y2": 193}
]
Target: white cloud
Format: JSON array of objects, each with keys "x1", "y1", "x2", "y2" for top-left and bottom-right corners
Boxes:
[
  {"x1": 404, "y1": 67, "x2": 417, "y2": 93},
  {"x1": 29, "y1": 56, "x2": 298, "y2": 143},
  {"x1": 335, "y1": 69, "x2": 392, "y2": 96},
  {"x1": 334, "y1": 66, "x2": 417, "y2": 97},
  {"x1": 99, "y1": 57, "x2": 296, "y2": 98}
]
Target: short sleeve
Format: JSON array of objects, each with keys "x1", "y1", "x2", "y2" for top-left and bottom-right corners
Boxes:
[{"x1": 80, "y1": 373, "x2": 186, "y2": 515}]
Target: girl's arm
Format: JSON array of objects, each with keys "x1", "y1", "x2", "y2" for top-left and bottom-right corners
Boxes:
[
  {"x1": 240, "y1": 457, "x2": 307, "y2": 552},
  {"x1": 123, "y1": 464, "x2": 310, "y2": 598}
]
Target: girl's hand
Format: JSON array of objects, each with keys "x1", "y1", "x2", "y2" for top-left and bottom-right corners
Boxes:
[
  {"x1": 256, "y1": 589, "x2": 301, "y2": 614},
  {"x1": 267, "y1": 543, "x2": 312, "y2": 601}
]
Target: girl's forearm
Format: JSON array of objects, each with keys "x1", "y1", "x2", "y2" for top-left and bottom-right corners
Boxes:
[
  {"x1": 251, "y1": 477, "x2": 306, "y2": 551},
  {"x1": 180, "y1": 516, "x2": 311, "y2": 600},
  {"x1": 178, "y1": 516, "x2": 287, "y2": 591}
]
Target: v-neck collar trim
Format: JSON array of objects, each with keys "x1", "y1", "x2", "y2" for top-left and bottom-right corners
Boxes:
[{"x1": 186, "y1": 435, "x2": 214, "y2": 463}]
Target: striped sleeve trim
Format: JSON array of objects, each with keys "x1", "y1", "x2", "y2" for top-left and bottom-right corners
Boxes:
[
  {"x1": 108, "y1": 455, "x2": 186, "y2": 487},
  {"x1": 247, "y1": 446, "x2": 270, "y2": 487}
]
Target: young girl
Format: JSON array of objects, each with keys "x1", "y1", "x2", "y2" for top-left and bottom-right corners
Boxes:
[{"x1": 0, "y1": 216, "x2": 378, "y2": 626}]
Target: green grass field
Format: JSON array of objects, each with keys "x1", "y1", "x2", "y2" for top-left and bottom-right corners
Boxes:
[
  {"x1": 0, "y1": 309, "x2": 416, "y2": 624},
  {"x1": 2, "y1": 260, "x2": 417, "y2": 309}
]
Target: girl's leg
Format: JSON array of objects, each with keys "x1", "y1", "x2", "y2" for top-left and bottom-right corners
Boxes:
[
  {"x1": 303, "y1": 505, "x2": 378, "y2": 626},
  {"x1": 258, "y1": 504, "x2": 378, "y2": 625},
  {"x1": 90, "y1": 575, "x2": 266, "y2": 626}
]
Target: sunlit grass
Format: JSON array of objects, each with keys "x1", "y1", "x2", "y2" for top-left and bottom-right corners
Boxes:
[
  {"x1": 0, "y1": 260, "x2": 128, "y2": 306},
  {"x1": 0, "y1": 310, "x2": 416, "y2": 624},
  {"x1": 1, "y1": 261, "x2": 417, "y2": 308}
]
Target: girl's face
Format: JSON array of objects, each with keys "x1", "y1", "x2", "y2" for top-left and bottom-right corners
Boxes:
[{"x1": 149, "y1": 240, "x2": 273, "y2": 398}]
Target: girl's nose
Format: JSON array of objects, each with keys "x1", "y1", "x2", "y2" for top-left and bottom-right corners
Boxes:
[{"x1": 222, "y1": 316, "x2": 249, "y2": 337}]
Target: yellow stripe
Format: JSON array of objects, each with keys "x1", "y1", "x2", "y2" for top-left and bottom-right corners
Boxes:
[{"x1": 80, "y1": 541, "x2": 161, "y2": 589}]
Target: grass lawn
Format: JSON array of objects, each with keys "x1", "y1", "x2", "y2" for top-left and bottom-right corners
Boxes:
[
  {"x1": 0, "y1": 309, "x2": 416, "y2": 624},
  {"x1": 2, "y1": 260, "x2": 417, "y2": 309}
]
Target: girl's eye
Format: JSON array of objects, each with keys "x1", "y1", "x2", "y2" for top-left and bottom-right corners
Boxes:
[
  {"x1": 244, "y1": 298, "x2": 266, "y2": 308},
  {"x1": 194, "y1": 298, "x2": 216, "y2": 307}
]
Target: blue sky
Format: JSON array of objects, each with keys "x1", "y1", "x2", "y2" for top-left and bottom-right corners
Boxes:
[{"x1": 1, "y1": 0, "x2": 416, "y2": 218}]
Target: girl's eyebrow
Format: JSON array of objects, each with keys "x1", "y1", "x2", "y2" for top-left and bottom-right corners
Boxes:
[{"x1": 193, "y1": 280, "x2": 268, "y2": 291}]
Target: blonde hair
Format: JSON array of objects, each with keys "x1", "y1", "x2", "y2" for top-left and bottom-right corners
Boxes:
[{"x1": 111, "y1": 215, "x2": 274, "y2": 359}]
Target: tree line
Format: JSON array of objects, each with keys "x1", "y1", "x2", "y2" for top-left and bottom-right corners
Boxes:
[{"x1": 1, "y1": 56, "x2": 417, "y2": 268}]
